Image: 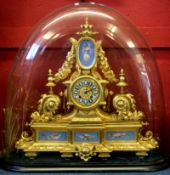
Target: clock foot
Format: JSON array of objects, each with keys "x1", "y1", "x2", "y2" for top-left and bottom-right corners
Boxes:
[
  {"x1": 136, "y1": 151, "x2": 148, "y2": 158},
  {"x1": 98, "y1": 152, "x2": 111, "y2": 158},
  {"x1": 25, "y1": 152, "x2": 37, "y2": 159},
  {"x1": 61, "y1": 153, "x2": 73, "y2": 158}
]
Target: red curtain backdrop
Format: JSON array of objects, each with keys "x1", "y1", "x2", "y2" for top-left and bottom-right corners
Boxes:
[{"x1": 0, "y1": 0, "x2": 170, "y2": 153}]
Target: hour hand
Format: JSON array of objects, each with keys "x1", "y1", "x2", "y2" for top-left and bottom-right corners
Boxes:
[{"x1": 84, "y1": 88, "x2": 92, "y2": 94}]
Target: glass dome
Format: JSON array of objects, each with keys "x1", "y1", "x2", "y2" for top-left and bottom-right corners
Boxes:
[{"x1": 4, "y1": 2, "x2": 166, "y2": 171}]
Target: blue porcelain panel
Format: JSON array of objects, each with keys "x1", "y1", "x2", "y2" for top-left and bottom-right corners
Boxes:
[
  {"x1": 38, "y1": 131, "x2": 67, "y2": 141},
  {"x1": 79, "y1": 39, "x2": 95, "y2": 68},
  {"x1": 106, "y1": 131, "x2": 135, "y2": 141},
  {"x1": 75, "y1": 132, "x2": 98, "y2": 142}
]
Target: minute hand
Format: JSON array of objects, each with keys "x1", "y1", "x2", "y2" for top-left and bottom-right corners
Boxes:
[{"x1": 84, "y1": 88, "x2": 92, "y2": 94}]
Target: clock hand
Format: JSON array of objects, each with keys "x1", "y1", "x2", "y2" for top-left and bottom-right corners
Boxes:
[{"x1": 84, "y1": 88, "x2": 92, "y2": 94}]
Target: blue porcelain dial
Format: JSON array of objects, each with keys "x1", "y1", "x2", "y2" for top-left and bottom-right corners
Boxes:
[{"x1": 71, "y1": 77, "x2": 101, "y2": 108}]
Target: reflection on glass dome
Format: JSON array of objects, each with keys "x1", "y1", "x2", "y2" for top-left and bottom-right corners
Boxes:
[{"x1": 4, "y1": 2, "x2": 166, "y2": 171}]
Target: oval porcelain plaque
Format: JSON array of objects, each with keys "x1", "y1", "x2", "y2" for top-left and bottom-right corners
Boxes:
[{"x1": 78, "y1": 39, "x2": 95, "y2": 69}]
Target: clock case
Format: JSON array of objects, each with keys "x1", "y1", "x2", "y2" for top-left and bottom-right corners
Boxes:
[{"x1": 3, "y1": 3, "x2": 168, "y2": 171}]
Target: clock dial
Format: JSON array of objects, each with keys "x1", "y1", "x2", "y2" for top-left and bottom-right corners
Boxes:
[{"x1": 70, "y1": 76, "x2": 101, "y2": 109}]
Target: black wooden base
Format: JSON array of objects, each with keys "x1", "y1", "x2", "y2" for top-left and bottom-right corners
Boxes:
[{"x1": 2, "y1": 150, "x2": 170, "y2": 172}]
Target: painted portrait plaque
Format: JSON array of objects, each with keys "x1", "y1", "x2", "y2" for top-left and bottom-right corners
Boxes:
[
  {"x1": 78, "y1": 39, "x2": 96, "y2": 69},
  {"x1": 105, "y1": 131, "x2": 135, "y2": 141},
  {"x1": 74, "y1": 132, "x2": 99, "y2": 142},
  {"x1": 38, "y1": 131, "x2": 67, "y2": 141}
]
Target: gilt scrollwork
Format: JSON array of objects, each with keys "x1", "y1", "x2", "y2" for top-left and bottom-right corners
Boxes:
[
  {"x1": 38, "y1": 94, "x2": 61, "y2": 115},
  {"x1": 16, "y1": 131, "x2": 33, "y2": 148},
  {"x1": 31, "y1": 94, "x2": 61, "y2": 123},
  {"x1": 112, "y1": 69, "x2": 144, "y2": 121},
  {"x1": 113, "y1": 94, "x2": 144, "y2": 120},
  {"x1": 138, "y1": 130, "x2": 159, "y2": 148}
]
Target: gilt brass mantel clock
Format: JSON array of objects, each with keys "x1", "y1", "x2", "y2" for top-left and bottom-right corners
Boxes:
[{"x1": 16, "y1": 18, "x2": 158, "y2": 162}]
